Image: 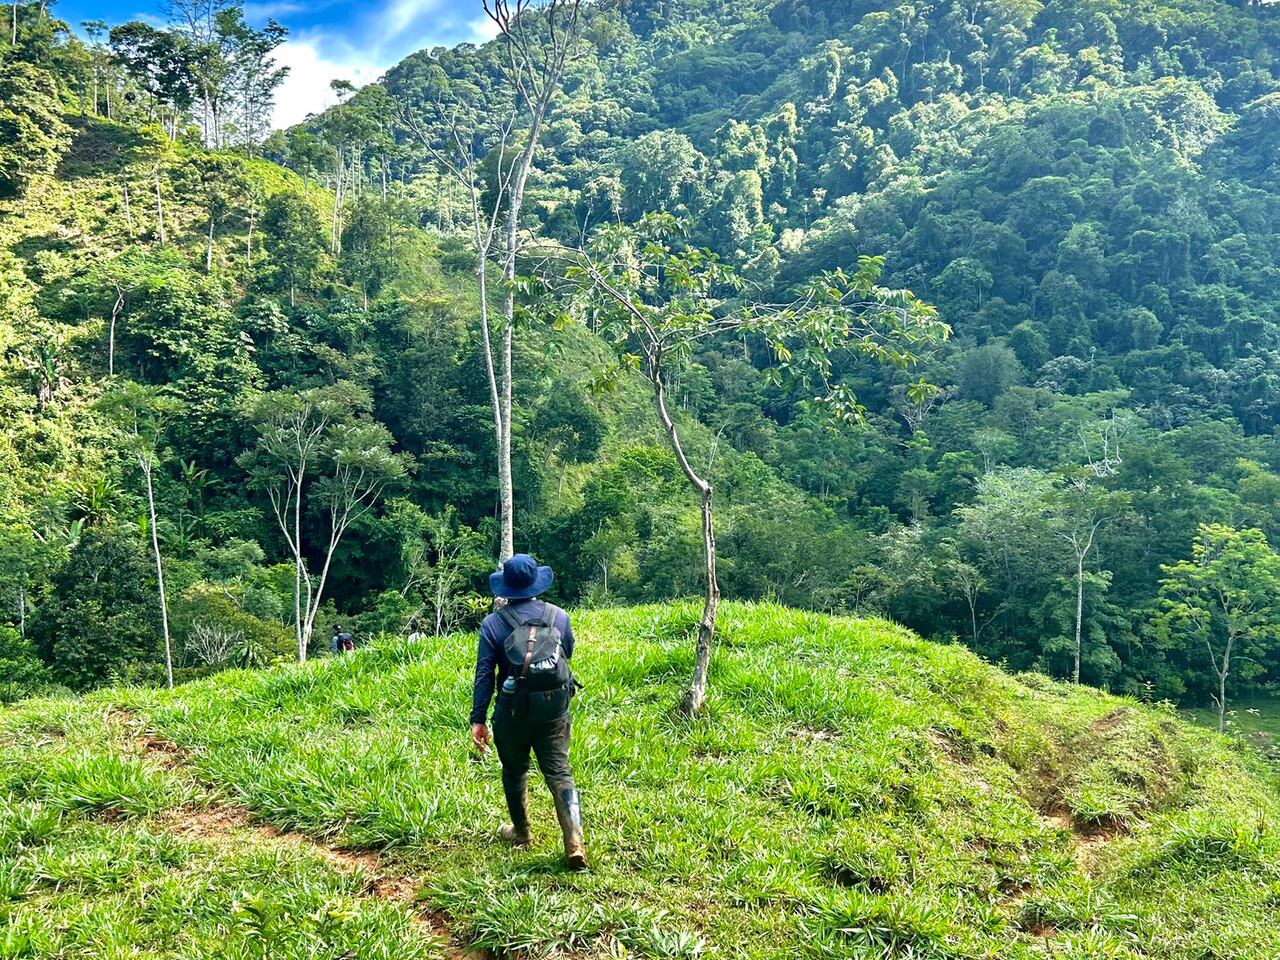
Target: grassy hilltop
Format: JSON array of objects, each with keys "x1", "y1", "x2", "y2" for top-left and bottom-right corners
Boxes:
[{"x1": 3, "y1": 603, "x2": 1279, "y2": 959}]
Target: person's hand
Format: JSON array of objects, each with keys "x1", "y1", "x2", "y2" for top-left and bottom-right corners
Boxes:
[{"x1": 471, "y1": 723, "x2": 491, "y2": 754}]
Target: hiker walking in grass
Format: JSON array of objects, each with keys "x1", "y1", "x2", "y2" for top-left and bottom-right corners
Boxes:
[
  {"x1": 332, "y1": 624, "x2": 354, "y2": 655},
  {"x1": 470, "y1": 554, "x2": 586, "y2": 870}
]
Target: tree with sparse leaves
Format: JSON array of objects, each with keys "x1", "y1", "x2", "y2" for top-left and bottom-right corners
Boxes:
[
  {"x1": 551, "y1": 213, "x2": 946, "y2": 715},
  {"x1": 239, "y1": 382, "x2": 410, "y2": 661}
]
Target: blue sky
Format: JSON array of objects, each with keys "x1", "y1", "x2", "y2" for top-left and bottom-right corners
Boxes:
[{"x1": 57, "y1": 0, "x2": 497, "y2": 127}]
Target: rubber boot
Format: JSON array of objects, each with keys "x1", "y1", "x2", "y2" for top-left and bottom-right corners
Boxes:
[
  {"x1": 553, "y1": 786, "x2": 586, "y2": 870},
  {"x1": 499, "y1": 777, "x2": 531, "y2": 846}
]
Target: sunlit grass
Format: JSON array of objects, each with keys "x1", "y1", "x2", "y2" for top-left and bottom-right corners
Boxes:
[
  {"x1": 3, "y1": 602, "x2": 1278, "y2": 958},
  {"x1": 0, "y1": 697, "x2": 442, "y2": 959}
]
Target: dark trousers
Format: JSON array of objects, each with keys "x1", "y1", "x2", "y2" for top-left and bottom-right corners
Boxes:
[{"x1": 492, "y1": 696, "x2": 575, "y2": 798}]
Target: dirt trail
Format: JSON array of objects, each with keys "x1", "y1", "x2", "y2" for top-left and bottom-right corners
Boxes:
[
  {"x1": 110, "y1": 710, "x2": 483, "y2": 960},
  {"x1": 1039, "y1": 808, "x2": 1123, "y2": 874}
]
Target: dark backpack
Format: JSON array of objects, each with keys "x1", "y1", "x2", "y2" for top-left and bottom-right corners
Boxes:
[{"x1": 498, "y1": 603, "x2": 571, "y2": 693}]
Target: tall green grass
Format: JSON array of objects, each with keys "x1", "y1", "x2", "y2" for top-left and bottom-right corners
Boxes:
[
  {"x1": 4, "y1": 602, "x2": 1279, "y2": 958},
  {"x1": 0, "y1": 692, "x2": 442, "y2": 959}
]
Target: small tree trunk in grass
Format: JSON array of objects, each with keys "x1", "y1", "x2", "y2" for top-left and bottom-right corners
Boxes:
[
  {"x1": 294, "y1": 480, "x2": 305, "y2": 662},
  {"x1": 143, "y1": 458, "x2": 174, "y2": 689},
  {"x1": 206, "y1": 214, "x2": 215, "y2": 272},
  {"x1": 1074, "y1": 552, "x2": 1084, "y2": 684},
  {"x1": 652, "y1": 370, "x2": 719, "y2": 717},
  {"x1": 680, "y1": 482, "x2": 719, "y2": 717}
]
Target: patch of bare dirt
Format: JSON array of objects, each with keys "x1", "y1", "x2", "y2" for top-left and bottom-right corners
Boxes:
[
  {"x1": 790, "y1": 726, "x2": 836, "y2": 743},
  {"x1": 1091, "y1": 707, "x2": 1132, "y2": 733},
  {"x1": 1039, "y1": 805, "x2": 1127, "y2": 874},
  {"x1": 1025, "y1": 920, "x2": 1057, "y2": 939}
]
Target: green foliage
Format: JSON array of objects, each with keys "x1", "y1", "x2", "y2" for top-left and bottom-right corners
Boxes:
[
  {"x1": 31, "y1": 527, "x2": 160, "y2": 688},
  {"x1": 260, "y1": 191, "x2": 325, "y2": 304},
  {"x1": 7, "y1": 0, "x2": 1280, "y2": 721},
  {"x1": 0, "y1": 61, "x2": 71, "y2": 198},
  {"x1": 172, "y1": 581, "x2": 292, "y2": 669},
  {"x1": 0, "y1": 627, "x2": 58, "y2": 704},
  {"x1": 1155, "y1": 524, "x2": 1280, "y2": 729}
]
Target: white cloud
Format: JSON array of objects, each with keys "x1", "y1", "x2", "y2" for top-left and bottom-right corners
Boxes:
[
  {"x1": 468, "y1": 12, "x2": 500, "y2": 42},
  {"x1": 271, "y1": 37, "x2": 389, "y2": 129},
  {"x1": 388, "y1": 0, "x2": 444, "y2": 34},
  {"x1": 244, "y1": 1, "x2": 309, "y2": 18},
  {"x1": 267, "y1": 0, "x2": 508, "y2": 131}
]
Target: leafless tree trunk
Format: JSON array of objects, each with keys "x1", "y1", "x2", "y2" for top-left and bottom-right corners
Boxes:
[
  {"x1": 205, "y1": 212, "x2": 215, "y2": 272},
  {"x1": 265, "y1": 411, "x2": 391, "y2": 661},
  {"x1": 1215, "y1": 639, "x2": 1231, "y2": 733},
  {"x1": 1203, "y1": 632, "x2": 1233, "y2": 737},
  {"x1": 406, "y1": 115, "x2": 511, "y2": 561},
  {"x1": 1061, "y1": 514, "x2": 1103, "y2": 684},
  {"x1": 301, "y1": 462, "x2": 391, "y2": 650},
  {"x1": 266, "y1": 409, "x2": 325, "y2": 661},
  {"x1": 485, "y1": 0, "x2": 583, "y2": 558},
  {"x1": 246, "y1": 201, "x2": 256, "y2": 266},
  {"x1": 330, "y1": 149, "x2": 344, "y2": 255},
  {"x1": 404, "y1": 0, "x2": 582, "y2": 563},
  {"x1": 154, "y1": 168, "x2": 166, "y2": 243},
  {"x1": 951, "y1": 563, "x2": 987, "y2": 648},
  {"x1": 141, "y1": 454, "x2": 174, "y2": 689},
  {"x1": 108, "y1": 286, "x2": 123, "y2": 376}
]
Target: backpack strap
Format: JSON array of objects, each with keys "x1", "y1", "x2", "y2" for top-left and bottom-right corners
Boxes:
[
  {"x1": 519, "y1": 620, "x2": 539, "y2": 678},
  {"x1": 537, "y1": 603, "x2": 559, "y2": 629},
  {"x1": 496, "y1": 604, "x2": 524, "y2": 635}
]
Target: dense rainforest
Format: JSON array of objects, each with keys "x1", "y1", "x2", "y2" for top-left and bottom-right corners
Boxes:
[{"x1": 4, "y1": 0, "x2": 1280, "y2": 726}]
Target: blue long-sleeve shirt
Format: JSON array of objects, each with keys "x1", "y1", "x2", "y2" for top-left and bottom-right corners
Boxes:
[{"x1": 471, "y1": 598, "x2": 574, "y2": 725}]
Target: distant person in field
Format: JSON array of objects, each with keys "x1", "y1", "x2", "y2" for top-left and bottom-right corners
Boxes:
[
  {"x1": 331, "y1": 624, "x2": 354, "y2": 655},
  {"x1": 470, "y1": 554, "x2": 585, "y2": 870}
]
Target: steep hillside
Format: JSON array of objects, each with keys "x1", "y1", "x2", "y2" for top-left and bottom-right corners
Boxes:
[
  {"x1": 4, "y1": 604, "x2": 1278, "y2": 958},
  {"x1": 9, "y1": 0, "x2": 1280, "y2": 721}
]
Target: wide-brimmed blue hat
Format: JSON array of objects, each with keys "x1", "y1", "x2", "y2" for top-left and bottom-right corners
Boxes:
[{"x1": 490, "y1": 553, "x2": 554, "y2": 600}]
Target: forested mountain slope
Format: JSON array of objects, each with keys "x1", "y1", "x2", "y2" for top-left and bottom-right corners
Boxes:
[
  {"x1": 297, "y1": 0, "x2": 1280, "y2": 703},
  {"x1": 4, "y1": 603, "x2": 1280, "y2": 958},
  {"x1": 0, "y1": 61, "x2": 852, "y2": 698}
]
